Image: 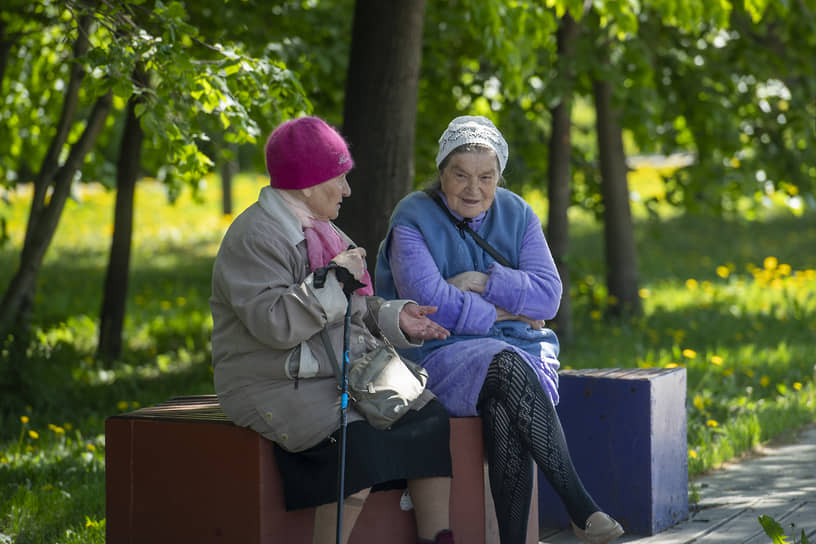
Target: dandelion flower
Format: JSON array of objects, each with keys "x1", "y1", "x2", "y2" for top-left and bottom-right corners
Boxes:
[
  {"x1": 116, "y1": 401, "x2": 129, "y2": 411},
  {"x1": 20, "y1": 416, "x2": 29, "y2": 424},
  {"x1": 763, "y1": 256, "x2": 778, "y2": 270},
  {"x1": 693, "y1": 396, "x2": 704, "y2": 410},
  {"x1": 706, "y1": 419, "x2": 718, "y2": 427},
  {"x1": 760, "y1": 376, "x2": 770, "y2": 387},
  {"x1": 716, "y1": 266, "x2": 730, "y2": 279},
  {"x1": 87, "y1": 443, "x2": 96, "y2": 452},
  {"x1": 711, "y1": 355, "x2": 723, "y2": 366},
  {"x1": 793, "y1": 382, "x2": 803, "y2": 391},
  {"x1": 688, "y1": 449, "x2": 698, "y2": 459},
  {"x1": 682, "y1": 349, "x2": 697, "y2": 359},
  {"x1": 685, "y1": 279, "x2": 699, "y2": 290},
  {"x1": 665, "y1": 362, "x2": 681, "y2": 369},
  {"x1": 638, "y1": 288, "x2": 650, "y2": 299},
  {"x1": 48, "y1": 424, "x2": 65, "y2": 435},
  {"x1": 590, "y1": 310, "x2": 602, "y2": 321},
  {"x1": 28, "y1": 430, "x2": 39, "y2": 439}
]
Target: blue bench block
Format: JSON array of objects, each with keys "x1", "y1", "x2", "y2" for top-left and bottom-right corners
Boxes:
[{"x1": 538, "y1": 367, "x2": 688, "y2": 535}]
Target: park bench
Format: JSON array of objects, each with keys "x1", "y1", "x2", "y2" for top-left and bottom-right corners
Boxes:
[
  {"x1": 105, "y1": 396, "x2": 539, "y2": 544},
  {"x1": 105, "y1": 367, "x2": 687, "y2": 542}
]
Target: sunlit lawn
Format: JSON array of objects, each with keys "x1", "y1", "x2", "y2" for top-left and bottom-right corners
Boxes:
[{"x1": 1, "y1": 169, "x2": 815, "y2": 543}]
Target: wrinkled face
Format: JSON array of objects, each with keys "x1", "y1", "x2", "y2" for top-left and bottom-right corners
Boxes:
[
  {"x1": 439, "y1": 151, "x2": 500, "y2": 218},
  {"x1": 301, "y1": 173, "x2": 351, "y2": 221}
]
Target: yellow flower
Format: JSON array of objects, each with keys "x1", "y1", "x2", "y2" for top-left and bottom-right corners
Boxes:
[
  {"x1": 682, "y1": 349, "x2": 697, "y2": 359},
  {"x1": 763, "y1": 256, "x2": 778, "y2": 270},
  {"x1": 723, "y1": 368, "x2": 735, "y2": 377},
  {"x1": 160, "y1": 300, "x2": 172, "y2": 310},
  {"x1": 711, "y1": 355, "x2": 723, "y2": 366},
  {"x1": 48, "y1": 424, "x2": 65, "y2": 435},
  {"x1": 693, "y1": 396, "x2": 704, "y2": 410},
  {"x1": 131, "y1": 401, "x2": 141, "y2": 408},
  {"x1": 590, "y1": 310, "x2": 602, "y2": 321},
  {"x1": 716, "y1": 266, "x2": 730, "y2": 279},
  {"x1": 28, "y1": 430, "x2": 39, "y2": 439},
  {"x1": 760, "y1": 376, "x2": 770, "y2": 387},
  {"x1": 64, "y1": 422, "x2": 73, "y2": 431},
  {"x1": 638, "y1": 288, "x2": 650, "y2": 299},
  {"x1": 793, "y1": 382, "x2": 803, "y2": 391},
  {"x1": 20, "y1": 416, "x2": 29, "y2": 424},
  {"x1": 778, "y1": 263, "x2": 791, "y2": 276},
  {"x1": 706, "y1": 419, "x2": 718, "y2": 427},
  {"x1": 665, "y1": 362, "x2": 681, "y2": 369},
  {"x1": 1, "y1": 457, "x2": 8, "y2": 464},
  {"x1": 685, "y1": 278, "x2": 699, "y2": 290},
  {"x1": 116, "y1": 401, "x2": 129, "y2": 411},
  {"x1": 87, "y1": 443, "x2": 96, "y2": 452},
  {"x1": 688, "y1": 449, "x2": 698, "y2": 459}
]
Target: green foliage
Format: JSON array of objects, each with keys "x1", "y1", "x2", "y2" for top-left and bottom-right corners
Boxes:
[
  {"x1": 758, "y1": 514, "x2": 810, "y2": 544},
  {"x1": 0, "y1": 0, "x2": 311, "y2": 194}
]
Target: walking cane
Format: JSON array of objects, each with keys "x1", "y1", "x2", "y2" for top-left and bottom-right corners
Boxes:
[{"x1": 335, "y1": 287, "x2": 352, "y2": 544}]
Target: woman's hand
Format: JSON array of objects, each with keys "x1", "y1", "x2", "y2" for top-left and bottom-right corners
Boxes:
[
  {"x1": 399, "y1": 303, "x2": 450, "y2": 340},
  {"x1": 331, "y1": 247, "x2": 367, "y2": 280},
  {"x1": 446, "y1": 271, "x2": 489, "y2": 293},
  {"x1": 495, "y1": 307, "x2": 545, "y2": 330}
]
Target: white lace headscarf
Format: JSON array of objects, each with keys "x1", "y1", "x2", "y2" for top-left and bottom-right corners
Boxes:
[{"x1": 435, "y1": 115, "x2": 509, "y2": 173}]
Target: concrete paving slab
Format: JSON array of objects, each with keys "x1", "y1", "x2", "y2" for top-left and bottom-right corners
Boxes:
[{"x1": 539, "y1": 424, "x2": 816, "y2": 544}]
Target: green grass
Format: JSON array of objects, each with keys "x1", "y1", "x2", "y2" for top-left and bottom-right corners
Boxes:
[{"x1": 1, "y1": 170, "x2": 815, "y2": 542}]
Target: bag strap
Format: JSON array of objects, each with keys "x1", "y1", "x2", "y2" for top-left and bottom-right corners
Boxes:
[
  {"x1": 424, "y1": 189, "x2": 513, "y2": 268},
  {"x1": 320, "y1": 329, "x2": 343, "y2": 384}
]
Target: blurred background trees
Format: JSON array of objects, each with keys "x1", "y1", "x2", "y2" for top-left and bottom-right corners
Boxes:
[{"x1": 1, "y1": 0, "x2": 814, "y2": 358}]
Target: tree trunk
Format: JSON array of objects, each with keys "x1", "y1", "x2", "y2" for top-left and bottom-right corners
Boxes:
[
  {"x1": 592, "y1": 79, "x2": 641, "y2": 316},
  {"x1": 546, "y1": 13, "x2": 579, "y2": 342},
  {"x1": 339, "y1": 0, "x2": 426, "y2": 278},
  {"x1": 0, "y1": 90, "x2": 113, "y2": 334},
  {"x1": 24, "y1": 12, "x2": 93, "y2": 248},
  {"x1": 0, "y1": 18, "x2": 11, "y2": 88},
  {"x1": 220, "y1": 152, "x2": 236, "y2": 216},
  {"x1": 98, "y1": 72, "x2": 145, "y2": 364}
]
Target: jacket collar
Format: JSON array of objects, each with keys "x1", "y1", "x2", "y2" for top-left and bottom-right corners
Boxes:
[{"x1": 258, "y1": 186, "x2": 305, "y2": 246}]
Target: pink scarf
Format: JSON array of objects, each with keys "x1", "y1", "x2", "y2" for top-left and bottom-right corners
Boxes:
[{"x1": 279, "y1": 191, "x2": 374, "y2": 296}]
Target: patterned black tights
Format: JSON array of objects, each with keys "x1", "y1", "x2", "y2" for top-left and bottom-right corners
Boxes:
[{"x1": 477, "y1": 350, "x2": 599, "y2": 544}]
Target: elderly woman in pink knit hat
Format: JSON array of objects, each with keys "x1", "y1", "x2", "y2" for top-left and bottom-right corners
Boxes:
[{"x1": 210, "y1": 116, "x2": 455, "y2": 544}]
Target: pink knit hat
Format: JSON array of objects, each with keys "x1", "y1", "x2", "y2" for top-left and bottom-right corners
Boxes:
[{"x1": 265, "y1": 116, "x2": 354, "y2": 190}]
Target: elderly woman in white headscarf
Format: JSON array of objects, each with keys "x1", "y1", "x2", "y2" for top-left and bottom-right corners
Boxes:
[{"x1": 376, "y1": 116, "x2": 624, "y2": 544}]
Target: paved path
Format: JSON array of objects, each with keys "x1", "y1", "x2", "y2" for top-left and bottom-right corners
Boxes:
[{"x1": 539, "y1": 425, "x2": 816, "y2": 543}]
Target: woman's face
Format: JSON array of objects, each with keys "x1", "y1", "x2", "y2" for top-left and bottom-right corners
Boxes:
[
  {"x1": 301, "y1": 173, "x2": 351, "y2": 221},
  {"x1": 439, "y1": 151, "x2": 500, "y2": 218}
]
